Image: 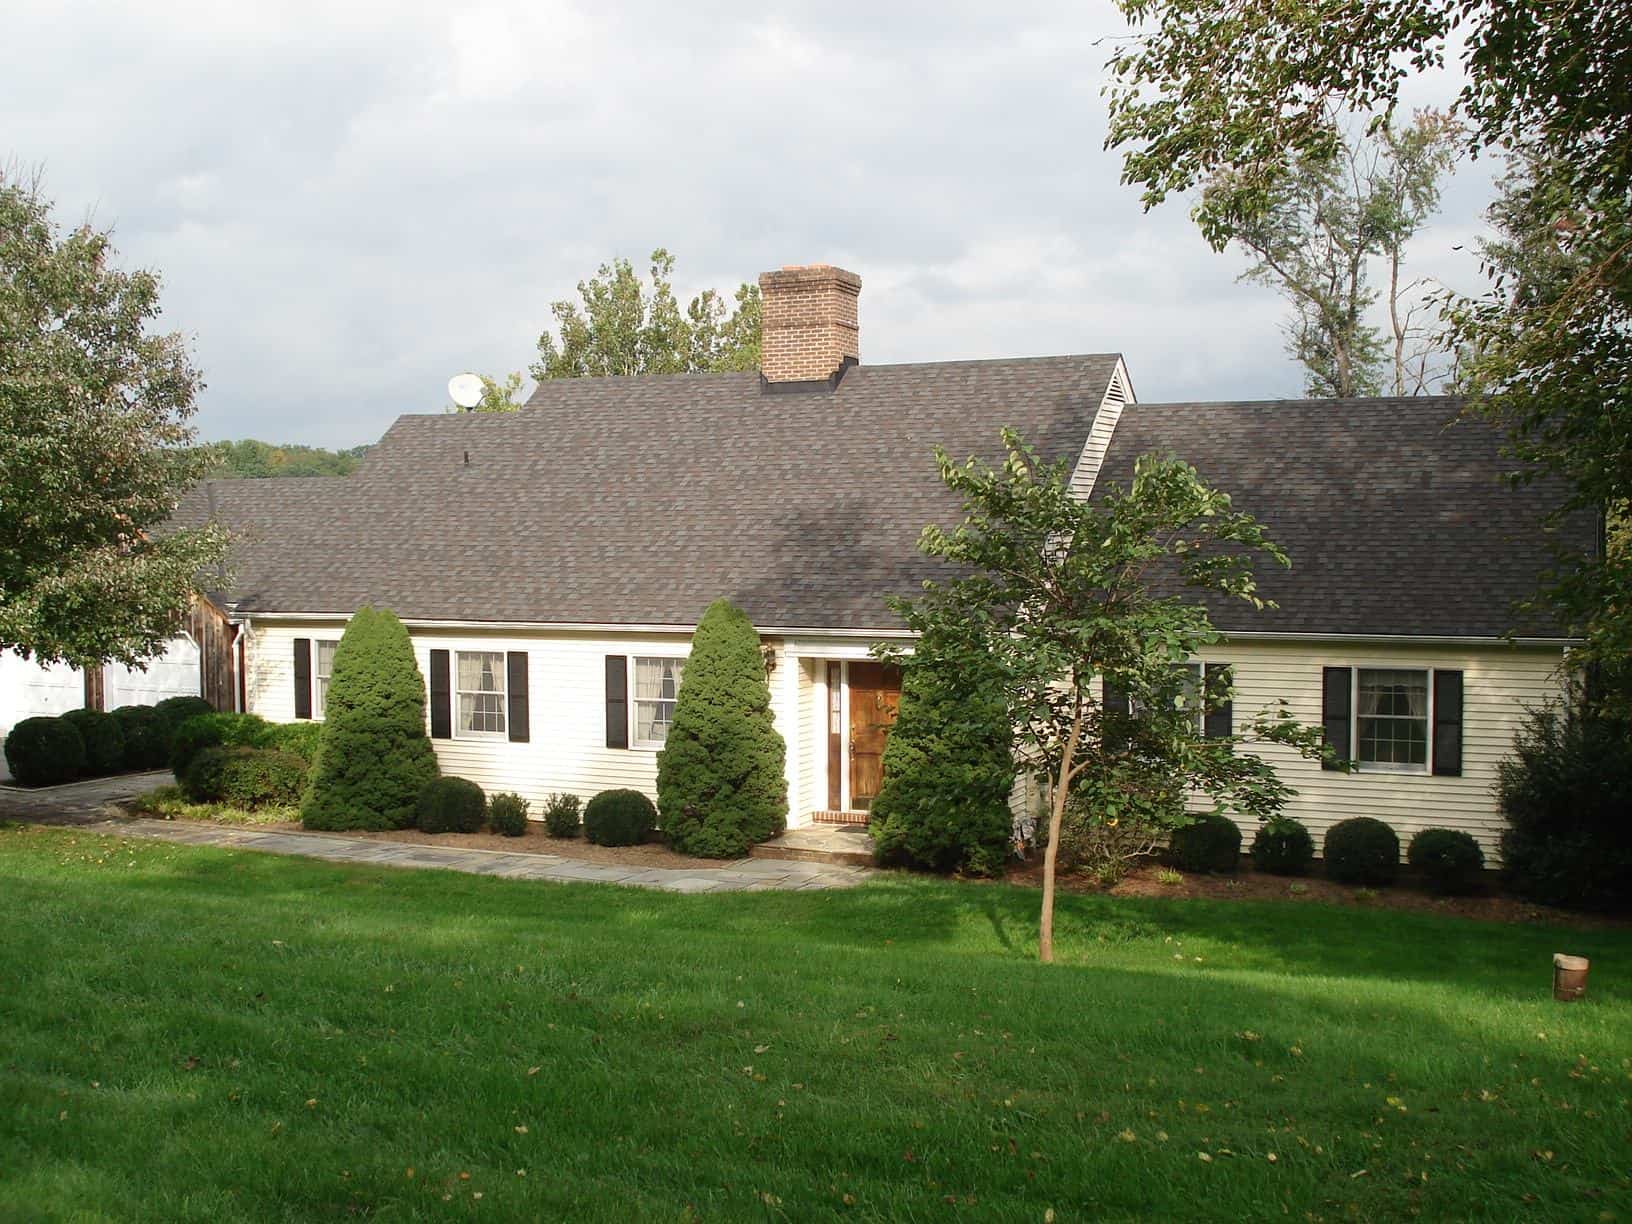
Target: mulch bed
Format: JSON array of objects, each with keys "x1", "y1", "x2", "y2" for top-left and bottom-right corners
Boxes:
[{"x1": 1004, "y1": 857, "x2": 1629, "y2": 928}]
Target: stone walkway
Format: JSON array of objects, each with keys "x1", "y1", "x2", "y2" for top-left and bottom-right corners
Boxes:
[{"x1": 0, "y1": 772, "x2": 872, "y2": 893}]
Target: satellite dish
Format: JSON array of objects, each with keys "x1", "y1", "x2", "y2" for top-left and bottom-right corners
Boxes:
[{"x1": 447, "y1": 372, "x2": 484, "y2": 409}]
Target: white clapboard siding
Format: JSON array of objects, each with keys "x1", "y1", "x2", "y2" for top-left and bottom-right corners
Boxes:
[
  {"x1": 796, "y1": 657, "x2": 821, "y2": 818},
  {"x1": 1192, "y1": 639, "x2": 1569, "y2": 862}
]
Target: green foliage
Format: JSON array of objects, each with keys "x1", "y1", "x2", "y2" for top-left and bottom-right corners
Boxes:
[
  {"x1": 58, "y1": 709, "x2": 126, "y2": 776},
  {"x1": 152, "y1": 696, "x2": 212, "y2": 743},
  {"x1": 257, "y1": 721, "x2": 323, "y2": 764},
  {"x1": 1408, "y1": 828, "x2": 1486, "y2": 896},
  {"x1": 170, "y1": 712, "x2": 270, "y2": 777},
  {"x1": 870, "y1": 639, "x2": 1015, "y2": 876},
  {"x1": 181, "y1": 746, "x2": 307, "y2": 809},
  {"x1": 415, "y1": 777, "x2": 486, "y2": 835},
  {"x1": 1168, "y1": 811, "x2": 1243, "y2": 874},
  {"x1": 300, "y1": 607, "x2": 439, "y2": 832},
  {"x1": 542, "y1": 793, "x2": 583, "y2": 839},
  {"x1": 532, "y1": 249, "x2": 760, "y2": 380},
  {"x1": 0, "y1": 168, "x2": 226, "y2": 666},
  {"x1": 209, "y1": 439, "x2": 365, "y2": 479},
  {"x1": 110, "y1": 705, "x2": 167, "y2": 770},
  {"x1": 656, "y1": 600, "x2": 787, "y2": 858},
  {"x1": 1251, "y1": 816, "x2": 1316, "y2": 876},
  {"x1": 1498, "y1": 703, "x2": 1632, "y2": 911},
  {"x1": 487, "y1": 792, "x2": 530, "y2": 837},
  {"x1": 3, "y1": 716, "x2": 86, "y2": 786},
  {"x1": 583, "y1": 789, "x2": 656, "y2": 847},
  {"x1": 1324, "y1": 817, "x2": 1401, "y2": 886}
]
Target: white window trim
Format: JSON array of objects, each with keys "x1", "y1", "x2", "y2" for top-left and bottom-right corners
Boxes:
[
  {"x1": 453, "y1": 649, "x2": 508, "y2": 741},
  {"x1": 312, "y1": 639, "x2": 340, "y2": 721},
  {"x1": 1350, "y1": 665, "x2": 1434, "y2": 775},
  {"x1": 630, "y1": 655, "x2": 686, "y2": 751}
]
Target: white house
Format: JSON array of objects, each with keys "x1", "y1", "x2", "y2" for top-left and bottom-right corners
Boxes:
[{"x1": 173, "y1": 263, "x2": 1592, "y2": 858}]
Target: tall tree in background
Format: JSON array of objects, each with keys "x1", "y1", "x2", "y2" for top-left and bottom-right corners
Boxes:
[
  {"x1": 0, "y1": 168, "x2": 226, "y2": 666},
  {"x1": 1203, "y1": 109, "x2": 1462, "y2": 397},
  {"x1": 531, "y1": 249, "x2": 760, "y2": 380},
  {"x1": 1106, "y1": 0, "x2": 1632, "y2": 701},
  {"x1": 211, "y1": 440, "x2": 367, "y2": 478}
]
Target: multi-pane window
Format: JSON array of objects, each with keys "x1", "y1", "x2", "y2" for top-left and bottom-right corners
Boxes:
[
  {"x1": 633, "y1": 657, "x2": 685, "y2": 747},
  {"x1": 314, "y1": 640, "x2": 338, "y2": 718},
  {"x1": 456, "y1": 651, "x2": 506, "y2": 736},
  {"x1": 1356, "y1": 668, "x2": 1428, "y2": 767}
]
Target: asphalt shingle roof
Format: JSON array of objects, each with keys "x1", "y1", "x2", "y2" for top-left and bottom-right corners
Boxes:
[
  {"x1": 176, "y1": 355, "x2": 1120, "y2": 629},
  {"x1": 1094, "y1": 397, "x2": 1595, "y2": 638}
]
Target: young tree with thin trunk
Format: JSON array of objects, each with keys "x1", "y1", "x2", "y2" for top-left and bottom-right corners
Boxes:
[{"x1": 892, "y1": 434, "x2": 1327, "y2": 963}]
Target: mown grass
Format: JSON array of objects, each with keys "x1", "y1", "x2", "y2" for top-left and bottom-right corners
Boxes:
[{"x1": 1, "y1": 824, "x2": 1628, "y2": 1222}]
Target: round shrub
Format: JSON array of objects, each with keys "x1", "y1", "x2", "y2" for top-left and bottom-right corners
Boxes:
[
  {"x1": 257, "y1": 721, "x2": 324, "y2": 765},
  {"x1": 870, "y1": 638, "x2": 1016, "y2": 877},
  {"x1": 110, "y1": 705, "x2": 168, "y2": 770},
  {"x1": 3, "y1": 716, "x2": 87, "y2": 786},
  {"x1": 416, "y1": 777, "x2": 486, "y2": 834},
  {"x1": 488, "y1": 792, "x2": 530, "y2": 837},
  {"x1": 584, "y1": 789, "x2": 656, "y2": 847},
  {"x1": 59, "y1": 709, "x2": 126, "y2": 776},
  {"x1": 542, "y1": 792, "x2": 583, "y2": 839},
  {"x1": 301, "y1": 607, "x2": 440, "y2": 832},
  {"x1": 171, "y1": 712, "x2": 270, "y2": 777},
  {"x1": 1251, "y1": 816, "x2": 1315, "y2": 876},
  {"x1": 1408, "y1": 827, "x2": 1486, "y2": 895},
  {"x1": 656, "y1": 599, "x2": 787, "y2": 858},
  {"x1": 182, "y1": 746, "x2": 307, "y2": 808},
  {"x1": 152, "y1": 695, "x2": 213, "y2": 744},
  {"x1": 1324, "y1": 816, "x2": 1401, "y2": 886},
  {"x1": 1168, "y1": 810, "x2": 1242, "y2": 873}
]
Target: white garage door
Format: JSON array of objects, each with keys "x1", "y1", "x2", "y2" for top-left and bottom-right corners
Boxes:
[{"x1": 104, "y1": 636, "x2": 203, "y2": 708}]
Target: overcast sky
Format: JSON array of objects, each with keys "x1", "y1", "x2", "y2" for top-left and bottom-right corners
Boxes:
[{"x1": 5, "y1": 1, "x2": 1489, "y2": 449}]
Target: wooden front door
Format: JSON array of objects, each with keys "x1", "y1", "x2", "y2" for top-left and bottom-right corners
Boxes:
[{"x1": 847, "y1": 661, "x2": 901, "y2": 811}]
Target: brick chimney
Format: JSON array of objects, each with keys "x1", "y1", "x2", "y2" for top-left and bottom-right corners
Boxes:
[{"x1": 758, "y1": 264, "x2": 861, "y2": 386}]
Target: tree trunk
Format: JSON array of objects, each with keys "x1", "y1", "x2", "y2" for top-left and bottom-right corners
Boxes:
[{"x1": 1038, "y1": 713, "x2": 1082, "y2": 964}]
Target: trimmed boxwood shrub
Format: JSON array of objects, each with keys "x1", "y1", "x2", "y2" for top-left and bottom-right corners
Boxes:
[
  {"x1": 656, "y1": 599, "x2": 787, "y2": 858},
  {"x1": 1324, "y1": 816, "x2": 1401, "y2": 886},
  {"x1": 258, "y1": 721, "x2": 323, "y2": 765},
  {"x1": 542, "y1": 793, "x2": 582, "y2": 839},
  {"x1": 152, "y1": 695, "x2": 213, "y2": 744},
  {"x1": 110, "y1": 705, "x2": 168, "y2": 770},
  {"x1": 416, "y1": 777, "x2": 486, "y2": 834},
  {"x1": 584, "y1": 789, "x2": 656, "y2": 847},
  {"x1": 60, "y1": 709, "x2": 126, "y2": 776},
  {"x1": 1498, "y1": 703, "x2": 1632, "y2": 911},
  {"x1": 182, "y1": 746, "x2": 307, "y2": 808},
  {"x1": 1251, "y1": 816, "x2": 1315, "y2": 876},
  {"x1": 488, "y1": 792, "x2": 530, "y2": 837},
  {"x1": 870, "y1": 638, "x2": 1015, "y2": 877},
  {"x1": 3, "y1": 716, "x2": 86, "y2": 786},
  {"x1": 1408, "y1": 827, "x2": 1486, "y2": 896},
  {"x1": 1168, "y1": 810, "x2": 1243, "y2": 873},
  {"x1": 301, "y1": 607, "x2": 440, "y2": 832},
  {"x1": 171, "y1": 712, "x2": 270, "y2": 777}
]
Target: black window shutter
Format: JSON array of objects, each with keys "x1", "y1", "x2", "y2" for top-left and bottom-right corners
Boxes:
[
  {"x1": 1102, "y1": 677, "x2": 1130, "y2": 752},
  {"x1": 429, "y1": 649, "x2": 452, "y2": 739},
  {"x1": 1204, "y1": 663, "x2": 1234, "y2": 739},
  {"x1": 293, "y1": 638, "x2": 312, "y2": 720},
  {"x1": 605, "y1": 655, "x2": 628, "y2": 749},
  {"x1": 1321, "y1": 666, "x2": 1351, "y2": 770},
  {"x1": 1432, "y1": 670, "x2": 1463, "y2": 777},
  {"x1": 506, "y1": 651, "x2": 530, "y2": 743}
]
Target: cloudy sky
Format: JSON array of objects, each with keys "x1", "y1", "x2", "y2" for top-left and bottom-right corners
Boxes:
[{"x1": 6, "y1": 1, "x2": 1489, "y2": 449}]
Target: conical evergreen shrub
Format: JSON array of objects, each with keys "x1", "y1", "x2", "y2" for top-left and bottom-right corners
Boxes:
[
  {"x1": 869, "y1": 638, "x2": 1016, "y2": 876},
  {"x1": 657, "y1": 599, "x2": 787, "y2": 857},
  {"x1": 301, "y1": 606, "x2": 439, "y2": 831}
]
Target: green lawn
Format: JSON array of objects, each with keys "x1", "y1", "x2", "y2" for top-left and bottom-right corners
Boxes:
[{"x1": 1, "y1": 826, "x2": 1627, "y2": 1222}]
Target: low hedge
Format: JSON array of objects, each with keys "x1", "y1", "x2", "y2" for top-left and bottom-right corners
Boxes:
[
  {"x1": 1408, "y1": 827, "x2": 1486, "y2": 896},
  {"x1": 583, "y1": 789, "x2": 656, "y2": 847},
  {"x1": 1324, "y1": 816, "x2": 1401, "y2": 886},
  {"x1": 542, "y1": 793, "x2": 583, "y2": 839},
  {"x1": 59, "y1": 709, "x2": 126, "y2": 776},
  {"x1": 152, "y1": 695, "x2": 213, "y2": 742},
  {"x1": 258, "y1": 721, "x2": 324, "y2": 764},
  {"x1": 171, "y1": 713, "x2": 271, "y2": 777},
  {"x1": 110, "y1": 705, "x2": 168, "y2": 770},
  {"x1": 1251, "y1": 817, "x2": 1315, "y2": 876},
  {"x1": 1168, "y1": 811, "x2": 1242, "y2": 874},
  {"x1": 181, "y1": 746, "x2": 308, "y2": 808},
  {"x1": 416, "y1": 777, "x2": 486, "y2": 834},
  {"x1": 3, "y1": 716, "x2": 87, "y2": 786},
  {"x1": 488, "y1": 792, "x2": 530, "y2": 837}
]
